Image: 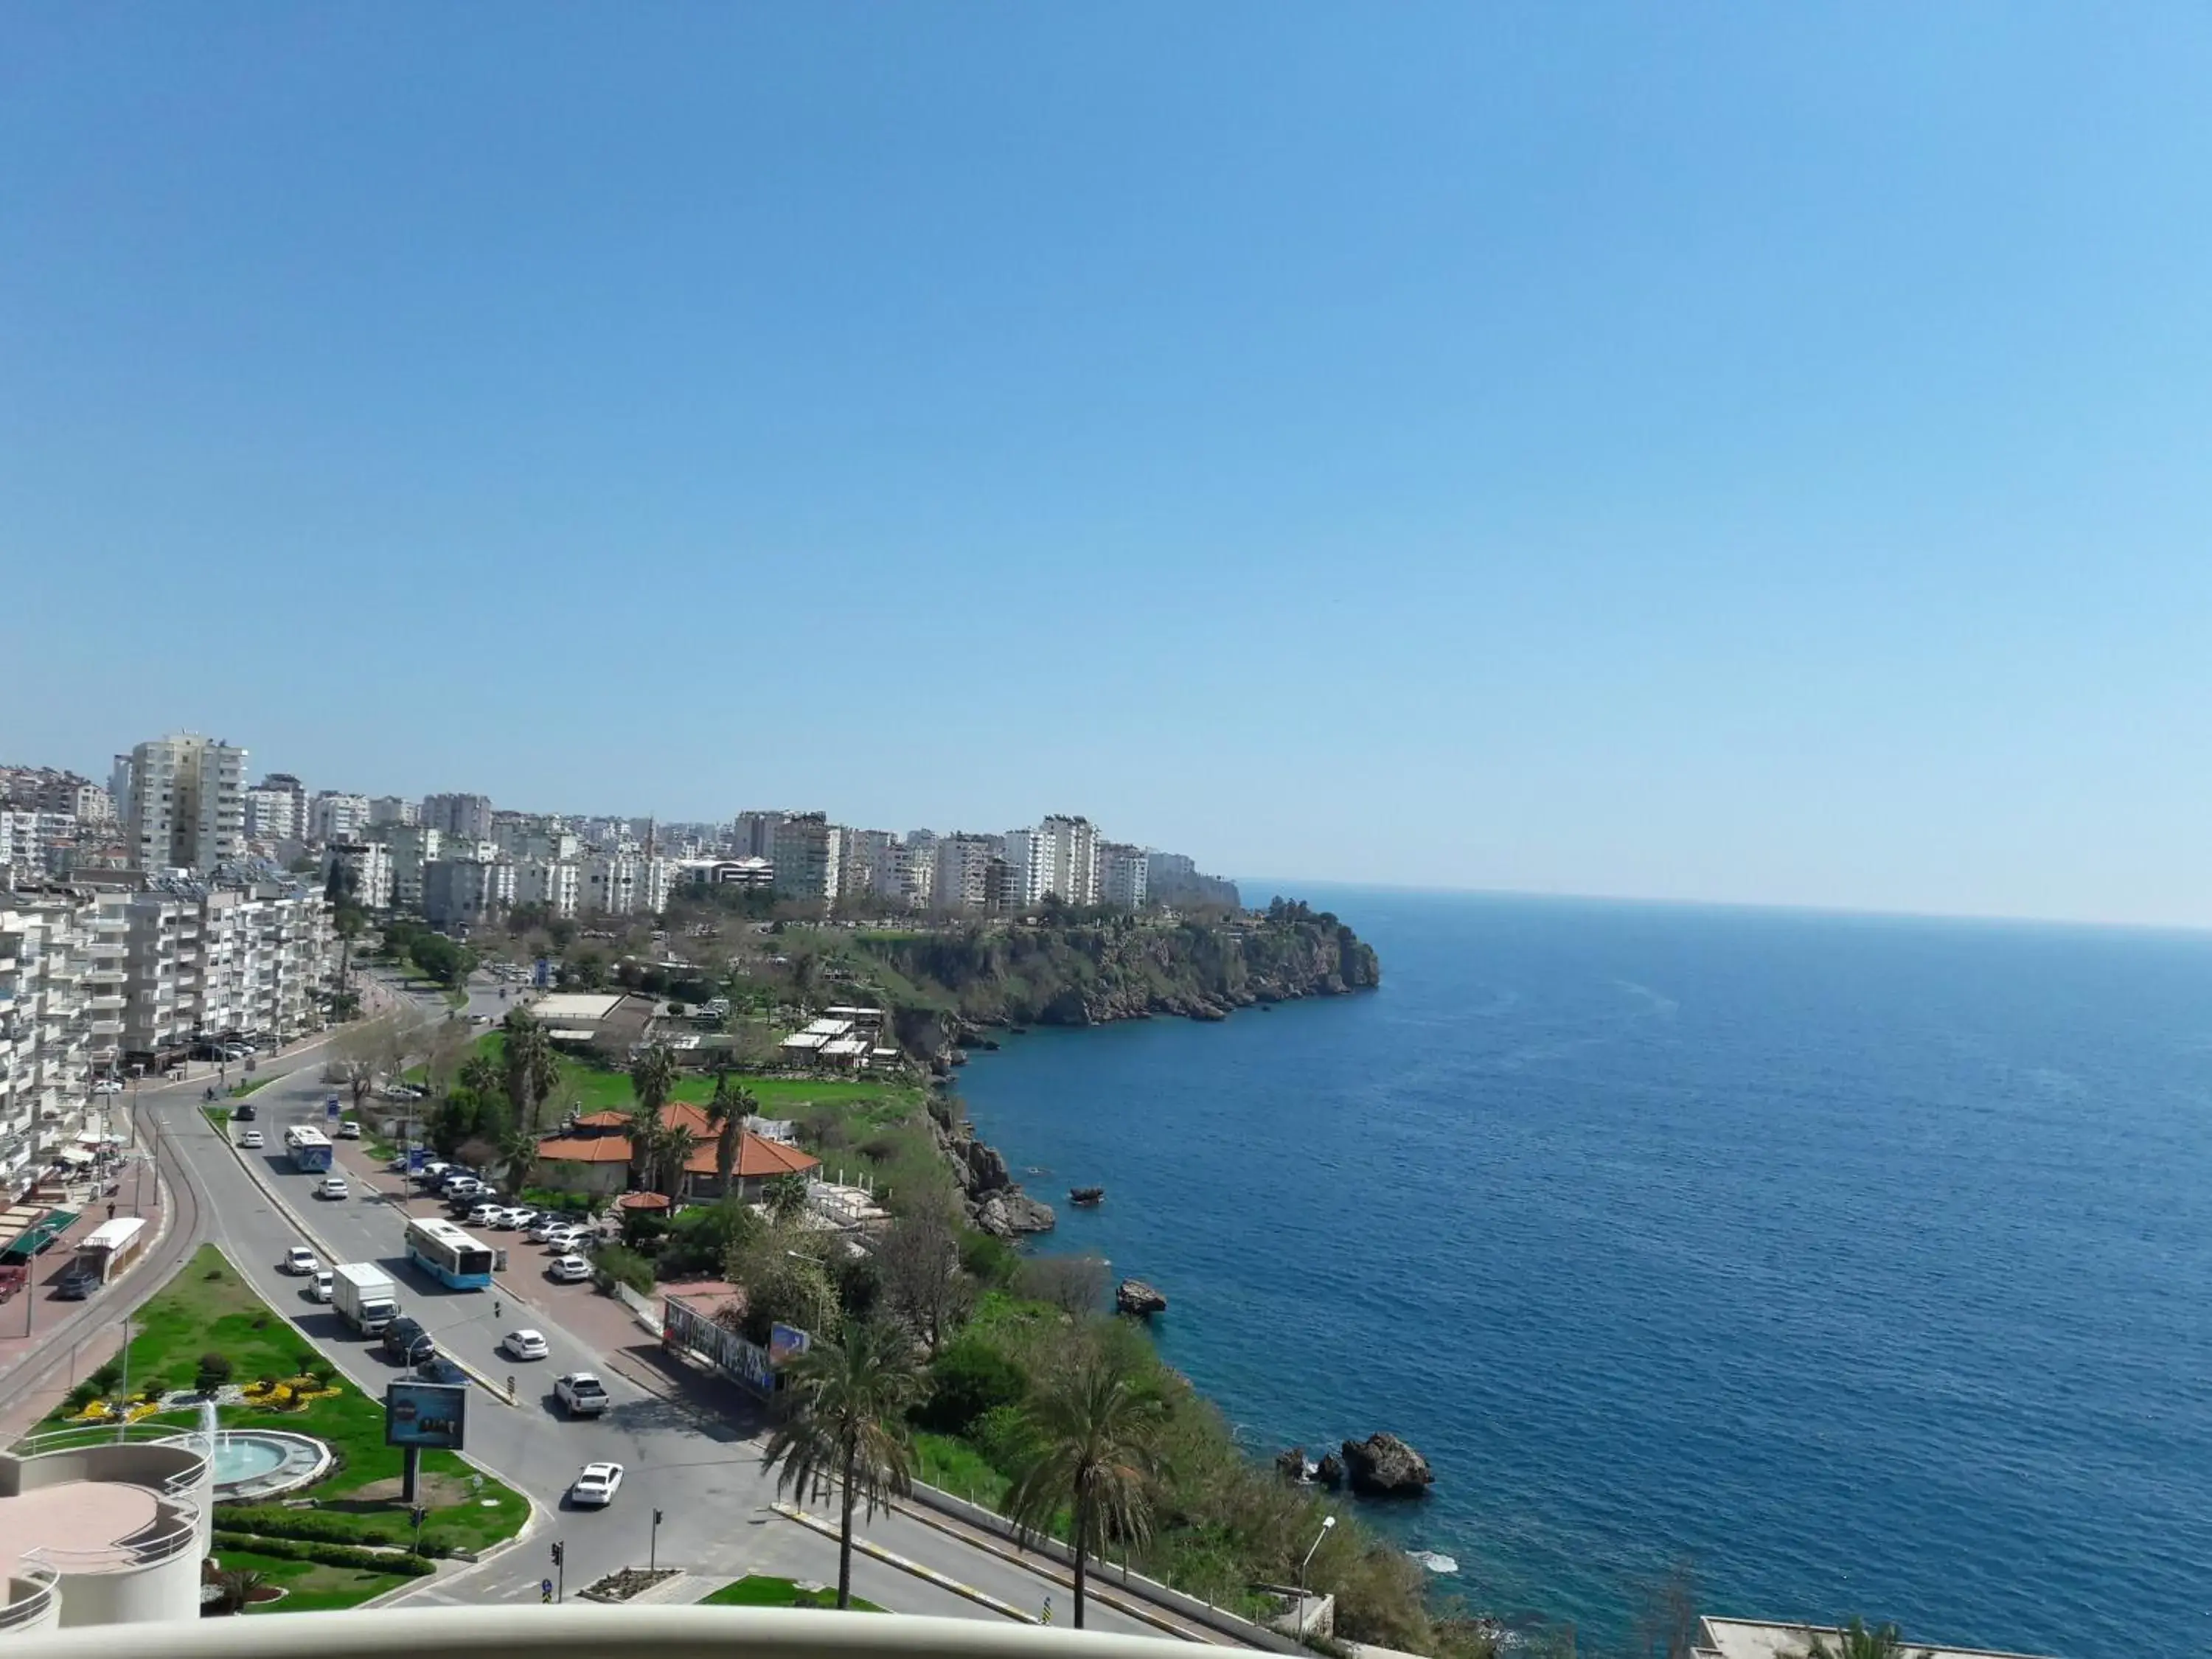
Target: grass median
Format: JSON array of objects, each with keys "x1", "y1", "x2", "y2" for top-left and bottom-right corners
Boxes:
[
  {"x1": 35, "y1": 1243, "x2": 528, "y2": 1606},
  {"x1": 700, "y1": 1574, "x2": 886, "y2": 1613}
]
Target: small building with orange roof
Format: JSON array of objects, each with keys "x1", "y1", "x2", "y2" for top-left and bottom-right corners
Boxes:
[{"x1": 535, "y1": 1101, "x2": 820, "y2": 1203}]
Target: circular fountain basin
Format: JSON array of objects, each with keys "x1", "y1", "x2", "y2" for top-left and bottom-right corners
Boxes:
[{"x1": 207, "y1": 1430, "x2": 330, "y2": 1501}]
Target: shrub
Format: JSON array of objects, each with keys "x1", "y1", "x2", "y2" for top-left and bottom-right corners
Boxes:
[
  {"x1": 217, "y1": 1508, "x2": 399, "y2": 1549},
  {"x1": 970, "y1": 1402, "x2": 1039, "y2": 1475},
  {"x1": 89, "y1": 1360, "x2": 125, "y2": 1394},
  {"x1": 958, "y1": 1230, "x2": 1020, "y2": 1289},
  {"x1": 591, "y1": 1242, "x2": 655, "y2": 1297},
  {"x1": 210, "y1": 1530, "x2": 434, "y2": 1577},
  {"x1": 916, "y1": 1336, "x2": 1029, "y2": 1434},
  {"x1": 63, "y1": 1381, "x2": 100, "y2": 1414},
  {"x1": 1015, "y1": 1253, "x2": 1108, "y2": 1315},
  {"x1": 195, "y1": 1352, "x2": 234, "y2": 1391}
]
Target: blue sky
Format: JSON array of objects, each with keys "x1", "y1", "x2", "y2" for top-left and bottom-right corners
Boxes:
[{"x1": 5, "y1": 5, "x2": 2210, "y2": 925}]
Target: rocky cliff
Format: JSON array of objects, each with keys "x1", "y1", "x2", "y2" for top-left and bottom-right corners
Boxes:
[{"x1": 863, "y1": 901, "x2": 1381, "y2": 1059}]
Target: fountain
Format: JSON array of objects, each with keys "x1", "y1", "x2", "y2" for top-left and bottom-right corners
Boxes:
[{"x1": 192, "y1": 1397, "x2": 333, "y2": 1501}]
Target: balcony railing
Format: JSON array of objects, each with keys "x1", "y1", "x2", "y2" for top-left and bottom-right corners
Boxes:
[
  {"x1": 0, "y1": 1607, "x2": 1194, "y2": 1659},
  {"x1": 0, "y1": 1570, "x2": 58, "y2": 1632}
]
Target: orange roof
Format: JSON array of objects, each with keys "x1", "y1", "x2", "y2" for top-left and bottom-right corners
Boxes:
[
  {"x1": 615, "y1": 1191, "x2": 671, "y2": 1211},
  {"x1": 573, "y1": 1109, "x2": 633, "y2": 1130},
  {"x1": 538, "y1": 1112, "x2": 820, "y2": 1181},
  {"x1": 683, "y1": 1130, "x2": 820, "y2": 1179},
  {"x1": 535, "y1": 1134, "x2": 632, "y2": 1164}
]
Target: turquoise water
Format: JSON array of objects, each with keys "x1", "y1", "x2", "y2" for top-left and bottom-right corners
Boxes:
[{"x1": 954, "y1": 890, "x2": 2212, "y2": 1657}]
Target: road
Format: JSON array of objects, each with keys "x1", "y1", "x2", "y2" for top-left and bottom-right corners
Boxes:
[{"x1": 135, "y1": 970, "x2": 1183, "y2": 1634}]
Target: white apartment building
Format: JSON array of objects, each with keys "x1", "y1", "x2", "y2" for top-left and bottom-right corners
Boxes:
[
  {"x1": 324, "y1": 841, "x2": 395, "y2": 911},
  {"x1": 421, "y1": 858, "x2": 515, "y2": 930},
  {"x1": 1001, "y1": 827, "x2": 1048, "y2": 908},
  {"x1": 366, "y1": 795, "x2": 419, "y2": 827},
  {"x1": 1096, "y1": 841, "x2": 1150, "y2": 909},
  {"x1": 493, "y1": 814, "x2": 579, "y2": 863},
  {"x1": 770, "y1": 814, "x2": 841, "y2": 901},
  {"x1": 421, "y1": 793, "x2": 495, "y2": 841},
  {"x1": 933, "y1": 832, "x2": 1000, "y2": 911},
  {"x1": 0, "y1": 811, "x2": 41, "y2": 875},
  {"x1": 581, "y1": 853, "x2": 672, "y2": 917},
  {"x1": 1042, "y1": 814, "x2": 1099, "y2": 905},
  {"x1": 838, "y1": 828, "x2": 898, "y2": 901},
  {"x1": 243, "y1": 785, "x2": 300, "y2": 842},
  {"x1": 0, "y1": 897, "x2": 102, "y2": 1193},
  {"x1": 512, "y1": 858, "x2": 580, "y2": 919},
  {"x1": 123, "y1": 734, "x2": 247, "y2": 874},
  {"x1": 364, "y1": 822, "x2": 442, "y2": 911},
  {"x1": 310, "y1": 792, "x2": 372, "y2": 843},
  {"x1": 186, "y1": 885, "x2": 331, "y2": 1043}
]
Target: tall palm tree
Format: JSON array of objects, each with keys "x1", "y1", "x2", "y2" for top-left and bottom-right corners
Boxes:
[
  {"x1": 703, "y1": 1069, "x2": 759, "y2": 1194},
  {"x1": 1804, "y1": 1619, "x2": 1932, "y2": 1659},
  {"x1": 495, "y1": 1124, "x2": 540, "y2": 1196},
  {"x1": 639, "y1": 1117, "x2": 698, "y2": 1199},
  {"x1": 501, "y1": 1009, "x2": 561, "y2": 1131},
  {"x1": 759, "y1": 1318, "x2": 925, "y2": 1610},
  {"x1": 630, "y1": 1043, "x2": 678, "y2": 1119},
  {"x1": 1005, "y1": 1337, "x2": 1169, "y2": 1628}
]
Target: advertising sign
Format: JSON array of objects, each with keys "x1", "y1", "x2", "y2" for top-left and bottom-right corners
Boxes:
[
  {"x1": 384, "y1": 1380, "x2": 468, "y2": 1450},
  {"x1": 407, "y1": 1147, "x2": 427, "y2": 1173},
  {"x1": 768, "y1": 1323, "x2": 811, "y2": 1367},
  {"x1": 326, "y1": 1095, "x2": 342, "y2": 1119},
  {"x1": 664, "y1": 1295, "x2": 774, "y2": 1395}
]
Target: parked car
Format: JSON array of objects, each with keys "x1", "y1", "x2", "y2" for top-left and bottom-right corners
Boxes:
[
  {"x1": 567, "y1": 1461, "x2": 623, "y2": 1506},
  {"x1": 54, "y1": 1265, "x2": 100, "y2": 1300},
  {"x1": 282, "y1": 1247, "x2": 318, "y2": 1276},
  {"x1": 547, "y1": 1254, "x2": 591, "y2": 1284},
  {"x1": 91, "y1": 1079, "x2": 123, "y2": 1096},
  {"x1": 465, "y1": 1203, "x2": 502, "y2": 1228},
  {"x1": 541, "y1": 1226, "x2": 583, "y2": 1252},
  {"x1": 310, "y1": 1270, "x2": 335, "y2": 1303},
  {"x1": 336, "y1": 1120, "x2": 362, "y2": 1139},
  {"x1": 239, "y1": 1129, "x2": 265, "y2": 1149},
  {"x1": 501, "y1": 1329, "x2": 549, "y2": 1361},
  {"x1": 316, "y1": 1176, "x2": 349, "y2": 1200},
  {"x1": 525, "y1": 1217, "x2": 562, "y2": 1242},
  {"x1": 554, "y1": 1373, "x2": 609, "y2": 1416},
  {"x1": 499, "y1": 1208, "x2": 536, "y2": 1231}
]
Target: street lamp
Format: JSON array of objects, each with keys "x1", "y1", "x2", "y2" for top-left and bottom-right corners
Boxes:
[{"x1": 1298, "y1": 1514, "x2": 1336, "y2": 1626}]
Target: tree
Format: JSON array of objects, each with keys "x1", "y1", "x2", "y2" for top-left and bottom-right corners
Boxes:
[
  {"x1": 727, "y1": 1226, "x2": 841, "y2": 1343},
  {"x1": 703, "y1": 1069, "x2": 759, "y2": 1192},
  {"x1": 635, "y1": 1116, "x2": 697, "y2": 1199},
  {"x1": 1005, "y1": 1335, "x2": 1169, "y2": 1630},
  {"x1": 762, "y1": 1170, "x2": 810, "y2": 1224},
  {"x1": 1802, "y1": 1620, "x2": 1933, "y2": 1659},
  {"x1": 630, "y1": 1043, "x2": 678, "y2": 1119},
  {"x1": 877, "y1": 1203, "x2": 973, "y2": 1354},
  {"x1": 1015, "y1": 1253, "x2": 1109, "y2": 1317},
  {"x1": 759, "y1": 1319, "x2": 925, "y2": 1610},
  {"x1": 496, "y1": 1123, "x2": 540, "y2": 1194},
  {"x1": 501, "y1": 1008, "x2": 562, "y2": 1133},
  {"x1": 333, "y1": 1015, "x2": 402, "y2": 1112},
  {"x1": 195, "y1": 1351, "x2": 234, "y2": 1393}
]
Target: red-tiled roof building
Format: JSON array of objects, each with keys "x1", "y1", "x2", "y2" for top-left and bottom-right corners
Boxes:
[{"x1": 535, "y1": 1101, "x2": 819, "y2": 1201}]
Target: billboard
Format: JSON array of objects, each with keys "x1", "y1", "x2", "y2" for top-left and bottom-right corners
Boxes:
[
  {"x1": 384, "y1": 1380, "x2": 467, "y2": 1450},
  {"x1": 768, "y1": 1323, "x2": 810, "y2": 1367}
]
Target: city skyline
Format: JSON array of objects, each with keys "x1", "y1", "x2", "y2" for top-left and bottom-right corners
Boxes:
[{"x1": 9, "y1": 8, "x2": 2211, "y2": 928}]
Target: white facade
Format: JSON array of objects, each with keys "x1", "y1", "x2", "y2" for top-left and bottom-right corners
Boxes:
[
  {"x1": 123, "y1": 734, "x2": 246, "y2": 874},
  {"x1": 581, "y1": 854, "x2": 672, "y2": 917},
  {"x1": 421, "y1": 793, "x2": 495, "y2": 841},
  {"x1": 1096, "y1": 841, "x2": 1150, "y2": 909},
  {"x1": 324, "y1": 842, "x2": 395, "y2": 911},
  {"x1": 421, "y1": 859, "x2": 515, "y2": 929},
  {"x1": 310, "y1": 792, "x2": 372, "y2": 843},
  {"x1": 933, "y1": 833, "x2": 999, "y2": 911},
  {"x1": 512, "y1": 859, "x2": 580, "y2": 919},
  {"x1": 366, "y1": 796, "x2": 419, "y2": 827},
  {"x1": 0, "y1": 897, "x2": 101, "y2": 1192},
  {"x1": 731, "y1": 811, "x2": 786, "y2": 860},
  {"x1": 0, "y1": 813, "x2": 41, "y2": 875},
  {"x1": 364, "y1": 822, "x2": 442, "y2": 910},
  {"x1": 766, "y1": 815, "x2": 841, "y2": 901},
  {"x1": 838, "y1": 829, "x2": 897, "y2": 901},
  {"x1": 242, "y1": 786, "x2": 299, "y2": 842}
]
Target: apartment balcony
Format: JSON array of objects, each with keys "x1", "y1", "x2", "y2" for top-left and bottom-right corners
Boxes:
[{"x1": 0, "y1": 1604, "x2": 1189, "y2": 1656}]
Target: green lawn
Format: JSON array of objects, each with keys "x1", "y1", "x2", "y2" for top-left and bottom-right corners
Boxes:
[
  {"x1": 209, "y1": 1546, "x2": 413, "y2": 1613},
  {"x1": 699, "y1": 1575, "x2": 886, "y2": 1613},
  {"x1": 46, "y1": 1245, "x2": 529, "y2": 1572},
  {"x1": 470, "y1": 1034, "x2": 922, "y2": 1121}
]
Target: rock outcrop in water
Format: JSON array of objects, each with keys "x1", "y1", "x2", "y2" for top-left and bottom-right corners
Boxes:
[
  {"x1": 1116, "y1": 1279, "x2": 1169, "y2": 1317},
  {"x1": 1340, "y1": 1433, "x2": 1434, "y2": 1497},
  {"x1": 930, "y1": 1096, "x2": 1054, "y2": 1236}
]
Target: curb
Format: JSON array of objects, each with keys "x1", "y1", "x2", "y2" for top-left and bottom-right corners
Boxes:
[
  {"x1": 772, "y1": 1501, "x2": 1039, "y2": 1623},
  {"x1": 202, "y1": 1109, "x2": 516, "y2": 1407}
]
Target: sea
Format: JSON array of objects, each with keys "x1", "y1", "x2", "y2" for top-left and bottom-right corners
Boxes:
[{"x1": 953, "y1": 888, "x2": 2212, "y2": 1658}]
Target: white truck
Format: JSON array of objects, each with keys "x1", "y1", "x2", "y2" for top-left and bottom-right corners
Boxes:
[{"x1": 331, "y1": 1262, "x2": 400, "y2": 1335}]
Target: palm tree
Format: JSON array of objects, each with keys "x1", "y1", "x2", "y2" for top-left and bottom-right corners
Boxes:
[
  {"x1": 759, "y1": 1318, "x2": 925, "y2": 1610},
  {"x1": 762, "y1": 1170, "x2": 810, "y2": 1223},
  {"x1": 215, "y1": 1567, "x2": 267, "y2": 1615},
  {"x1": 703, "y1": 1069, "x2": 760, "y2": 1194},
  {"x1": 457, "y1": 1054, "x2": 501, "y2": 1100},
  {"x1": 1005, "y1": 1338, "x2": 1169, "y2": 1629},
  {"x1": 1804, "y1": 1619, "x2": 1932, "y2": 1659},
  {"x1": 501, "y1": 1009, "x2": 561, "y2": 1131},
  {"x1": 495, "y1": 1123, "x2": 540, "y2": 1196},
  {"x1": 630, "y1": 1043, "x2": 678, "y2": 1119}
]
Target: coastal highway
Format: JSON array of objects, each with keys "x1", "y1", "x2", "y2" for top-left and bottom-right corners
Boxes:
[{"x1": 134, "y1": 974, "x2": 1186, "y2": 1633}]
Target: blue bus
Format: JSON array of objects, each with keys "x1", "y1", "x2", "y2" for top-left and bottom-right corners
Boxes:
[
  {"x1": 404, "y1": 1217, "x2": 495, "y2": 1290},
  {"x1": 284, "y1": 1125, "x2": 333, "y2": 1172}
]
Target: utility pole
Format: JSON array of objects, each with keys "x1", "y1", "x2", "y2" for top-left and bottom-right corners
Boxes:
[{"x1": 650, "y1": 1507, "x2": 663, "y2": 1573}]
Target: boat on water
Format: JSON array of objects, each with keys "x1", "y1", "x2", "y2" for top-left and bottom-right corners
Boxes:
[{"x1": 1069, "y1": 1186, "x2": 1105, "y2": 1206}]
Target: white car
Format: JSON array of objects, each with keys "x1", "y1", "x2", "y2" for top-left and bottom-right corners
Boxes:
[
  {"x1": 501, "y1": 1208, "x2": 537, "y2": 1231},
  {"x1": 310, "y1": 1270, "x2": 335, "y2": 1303},
  {"x1": 568, "y1": 1461, "x2": 623, "y2": 1507},
  {"x1": 556, "y1": 1373, "x2": 610, "y2": 1416},
  {"x1": 465, "y1": 1203, "x2": 502, "y2": 1228},
  {"x1": 547, "y1": 1254, "x2": 591, "y2": 1284},
  {"x1": 316, "y1": 1176, "x2": 349, "y2": 1200},
  {"x1": 337, "y1": 1120, "x2": 363, "y2": 1139},
  {"x1": 239, "y1": 1129, "x2": 265, "y2": 1149},
  {"x1": 91, "y1": 1079, "x2": 123, "y2": 1096},
  {"x1": 283, "y1": 1247, "x2": 318, "y2": 1275},
  {"x1": 525, "y1": 1217, "x2": 562, "y2": 1242},
  {"x1": 502, "y1": 1329, "x2": 549, "y2": 1361}
]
